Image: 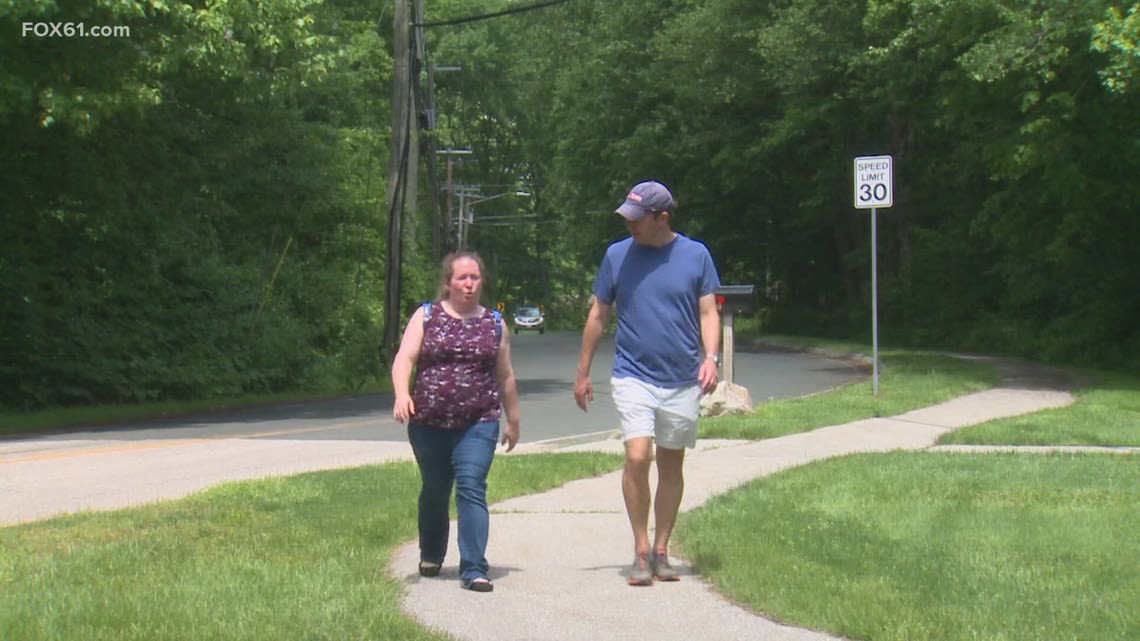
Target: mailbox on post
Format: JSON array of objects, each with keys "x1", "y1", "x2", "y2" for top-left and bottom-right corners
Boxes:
[
  {"x1": 715, "y1": 285, "x2": 756, "y2": 316},
  {"x1": 713, "y1": 284, "x2": 757, "y2": 384}
]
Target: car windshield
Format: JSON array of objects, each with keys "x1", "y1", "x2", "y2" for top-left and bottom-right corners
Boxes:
[{"x1": 516, "y1": 308, "x2": 541, "y2": 318}]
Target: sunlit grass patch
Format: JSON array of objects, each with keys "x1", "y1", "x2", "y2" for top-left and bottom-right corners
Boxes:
[
  {"x1": 0, "y1": 452, "x2": 622, "y2": 641},
  {"x1": 702, "y1": 350, "x2": 999, "y2": 440},
  {"x1": 940, "y1": 370, "x2": 1140, "y2": 447},
  {"x1": 677, "y1": 451, "x2": 1140, "y2": 641}
]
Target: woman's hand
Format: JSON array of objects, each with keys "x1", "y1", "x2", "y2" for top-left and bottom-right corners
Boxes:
[
  {"x1": 500, "y1": 420, "x2": 519, "y2": 452},
  {"x1": 393, "y1": 395, "x2": 415, "y2": 423}
]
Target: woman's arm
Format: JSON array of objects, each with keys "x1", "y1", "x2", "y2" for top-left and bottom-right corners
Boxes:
[{"x1": 391, "y1": 306, "x2": 425, "y2": 423}]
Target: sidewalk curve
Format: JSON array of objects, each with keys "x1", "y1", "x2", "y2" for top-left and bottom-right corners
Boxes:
[{"x1": 389, "y1": 356, "x2": 1080, "y2": 641}]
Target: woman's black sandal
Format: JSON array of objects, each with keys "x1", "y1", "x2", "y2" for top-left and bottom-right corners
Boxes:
[
  {"x1": 418, "y1": 562, "x2": 442, "y2": 577},
  {"x1": 461, "y1": 577, "x2": 494, "y2": 592}
]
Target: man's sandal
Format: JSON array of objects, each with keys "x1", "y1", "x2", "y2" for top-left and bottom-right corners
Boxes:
[
  {"x1": 418, "y1": 561, "x2": 442, "y2": 578},
  {"x1": 652, "y1": 552, "x2": 680, "y2": 582},
  {"x1": 462, "y1": 577, "x2": 494, "y2": 593},
  {"x1": 627, "y1": 553, "x2": 653, "y2": 586}
]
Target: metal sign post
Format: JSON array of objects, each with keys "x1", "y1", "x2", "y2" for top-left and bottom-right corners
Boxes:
[{"x1": 854, "y1": 155, "x2": 893, "y2": 396}]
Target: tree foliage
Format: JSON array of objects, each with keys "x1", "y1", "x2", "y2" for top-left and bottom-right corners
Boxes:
[
  {"x1": 1, "y1": 0, "x2": 393, "y2": 408},
  {"x1": 436, "y1": 0, "x2": 1139, "y2": 367},
  {"x1": 3, "y1": 0, "x2": 1137, "y2": 410}
]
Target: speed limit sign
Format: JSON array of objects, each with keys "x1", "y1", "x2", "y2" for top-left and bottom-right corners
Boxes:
[
  {"x1": 853, "y1": 154, "x2": 893, "y2": 396},
  {"x1": 854, "y1": 155, "x2": 893, "y2": 209}
]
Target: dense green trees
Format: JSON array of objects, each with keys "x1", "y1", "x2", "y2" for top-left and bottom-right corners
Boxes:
[
  {"x1": 2, "y1": 0, "x2": 392, "y2": 407},
  {"x1": 3, "y1": 0, "x2": 1136, "y2": 410},
  {"x1": 455, "y1": 0, "x2": 1140, "y2": 366}
]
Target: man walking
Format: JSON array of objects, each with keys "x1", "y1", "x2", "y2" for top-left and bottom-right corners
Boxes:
[{"x1": 574, "y1": 180, "x2": 721, "y2": 586}]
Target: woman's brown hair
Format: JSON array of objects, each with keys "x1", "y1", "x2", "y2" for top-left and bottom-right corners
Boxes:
[{"x1": 436, "y1": 251, "x2": 488, "y2": 301}]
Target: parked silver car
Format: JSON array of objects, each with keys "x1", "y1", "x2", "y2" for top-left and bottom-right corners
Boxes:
[{"x1": 512, "y1": 306, "x2": 545, "y2": 334}]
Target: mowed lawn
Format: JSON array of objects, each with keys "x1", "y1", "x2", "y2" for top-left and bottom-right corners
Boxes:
[
  {"x1": 681, "y1": 357, "x2": 1140, "y2": 641},
  {"x1": 0, "y1": 453, "x2": 623, "y2": 641}
]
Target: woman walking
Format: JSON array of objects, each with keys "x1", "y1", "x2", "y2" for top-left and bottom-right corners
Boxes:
[{"x1": 391, "y1": 252, "x2": 521, "y2": 592}]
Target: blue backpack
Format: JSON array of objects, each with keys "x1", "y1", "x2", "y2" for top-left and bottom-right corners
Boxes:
[{"x1": 421, "y1": 301, "x2": 503, "y2": 342}]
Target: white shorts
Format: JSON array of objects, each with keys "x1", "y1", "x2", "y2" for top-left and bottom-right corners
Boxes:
[{"x1": 611, "y1": 377, "x2": 701, "y2": 450}]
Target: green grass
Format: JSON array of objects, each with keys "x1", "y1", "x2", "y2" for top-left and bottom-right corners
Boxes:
[
  {"x1": 676, "y1": 451, "x2": 1140, "y2": 641},
  {"x1": 681, "y1": 345, "x2": 1140, "y2": 640},
  {"x1": 940, "y1": 370, "x2": 1140, "y2": 447},
  {"x1": 701, "y1": 349, "x2": 1000, "y2": 440},
  {"x1": 0, "y1": 452, "x2": 623, "y2": 641}
]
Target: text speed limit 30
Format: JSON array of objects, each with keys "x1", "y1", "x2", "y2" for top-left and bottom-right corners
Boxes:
[{"x1": 854, "y1": 155, "x2": 893, "y2": 209}]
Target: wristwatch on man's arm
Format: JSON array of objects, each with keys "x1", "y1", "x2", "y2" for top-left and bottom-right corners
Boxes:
[{"x1": 705, "y1": 353, "x2": 721, "y2": 366}]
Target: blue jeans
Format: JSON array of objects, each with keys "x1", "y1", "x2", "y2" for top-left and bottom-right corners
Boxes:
[{"x1": 407, "y1": 420, "x2": 498, "y2": 582}]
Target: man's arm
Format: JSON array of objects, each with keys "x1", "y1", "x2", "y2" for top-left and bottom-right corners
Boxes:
[
  {"x1": 697, "y1": 292, "x2": 720, "y2": 393},
  {"x1": 494, "y1": 320, "x2": 521, "y2": 451},
  {"x1": 574, "y1": 296, "x2": 611, "y2": 411}
]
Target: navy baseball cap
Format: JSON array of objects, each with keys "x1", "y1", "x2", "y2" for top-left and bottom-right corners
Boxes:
[{"x1": 615, "y1": 180, "x2": 677, "y2": 220}]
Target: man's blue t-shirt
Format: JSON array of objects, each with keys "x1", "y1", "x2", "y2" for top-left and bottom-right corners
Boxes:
[{"x1": 593, "y1": 233, "x2": 720, "y2": 388}]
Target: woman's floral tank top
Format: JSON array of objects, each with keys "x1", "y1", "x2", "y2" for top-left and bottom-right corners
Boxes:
[{"x1": 411, "y1": 303, "x2": 502, "y2": 430}]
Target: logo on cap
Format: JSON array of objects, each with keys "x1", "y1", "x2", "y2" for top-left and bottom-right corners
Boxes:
[{"x1": 615, "y1": 180, "x2": 676, "y2": 220}]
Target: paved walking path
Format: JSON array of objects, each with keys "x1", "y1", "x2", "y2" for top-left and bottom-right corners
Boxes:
[{"x1": 389, "y1": 357, "x2": 1091, "y2": 641}]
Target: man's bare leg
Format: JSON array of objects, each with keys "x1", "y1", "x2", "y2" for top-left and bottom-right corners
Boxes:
[
  {"x1": 649, "y1": 444, "x2": 685, "y2": 581},
  {"x1": 622, "y1": 437, "x2": 655, "y2": 557},
  {"x1": 653, "y1": 444, "x2": 685, "y2": 554}
]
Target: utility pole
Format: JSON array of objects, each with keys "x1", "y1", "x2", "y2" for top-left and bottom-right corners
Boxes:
[
  {"x1": 441, "y1": 152, "x2": 451, "y2": 259},
  {"x1": 382, "y1": 0, "x2": 413, "y2": 358},
  {"x1": 453, "y1": 187, "x2": 530, "y2": 251},
  {"x1": 458, "y1": 189, "x2": 469, "y2": 250},
  {"x1": 388, "y1": 0, "x2": 410, "y2": 209},
  {"x1": 407, "y1": 0, "x2": 424, "y2": 229},
  {"x1": 436, "y1": 147, "x2": 472, "y2": 254}
]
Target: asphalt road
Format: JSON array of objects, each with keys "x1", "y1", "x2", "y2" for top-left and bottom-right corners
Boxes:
[
  {"x1": 4, "y1": 332, "x2": 862, "y2": 447},
  {"x1": 0, "y1": 333, "x2": 863, "y2": 525}
]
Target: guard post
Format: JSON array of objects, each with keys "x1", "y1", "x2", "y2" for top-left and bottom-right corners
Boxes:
[{"x1": 714, "y1": 285, "x2": 757, "y2": 383}]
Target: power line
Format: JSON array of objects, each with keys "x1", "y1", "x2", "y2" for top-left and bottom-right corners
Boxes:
[
  {"x1": 477, "y1": 220, "x2": 557, "y2": 226},
  {"x1": 414, "y1": 0, "x2": 574, "y2": 28}
]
